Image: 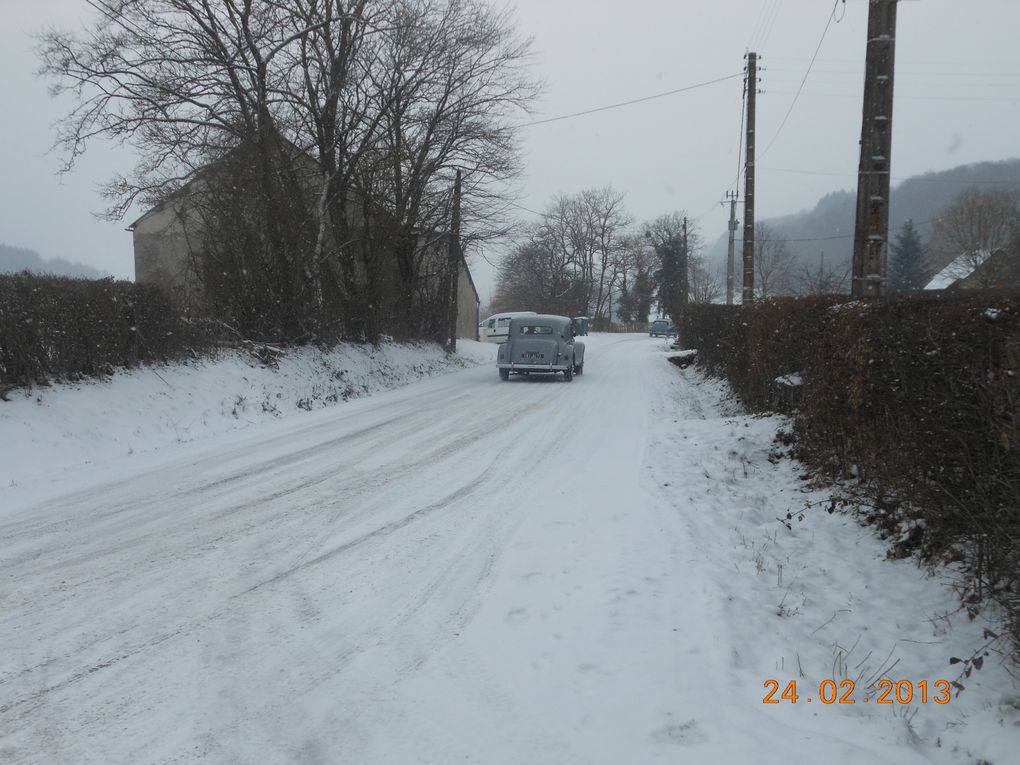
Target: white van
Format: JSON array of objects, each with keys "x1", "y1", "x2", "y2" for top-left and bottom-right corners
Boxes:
[{"x1": 478, "y1": 311, "x2": 536, "y2": 343}]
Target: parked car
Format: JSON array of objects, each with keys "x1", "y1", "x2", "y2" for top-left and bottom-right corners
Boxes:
[
  {"x1": 571, "y1": 316, "x2": 590, "y2": 336},
  {"x1": 478, "y1": 311, "x2": 536, "y2": 343},
  {"x1": 497, "y1": 314, "x2": 585, "y2": 381},
  {"x1": 649, "y1": 319, "x2": 675, "y2": 337}
]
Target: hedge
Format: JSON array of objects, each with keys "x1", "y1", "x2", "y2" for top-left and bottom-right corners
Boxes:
[
  {"x1": 0, "y1": 273, "x2": 216, "y2": 389},
  {"x1": 679, "y1": 294, "x2": 1020, "y2": 652}
]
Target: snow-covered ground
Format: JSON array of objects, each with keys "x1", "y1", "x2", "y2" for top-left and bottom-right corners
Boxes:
[
  {"x1": 1, "y1": 334, "x2": 1017, "y2": 764},
  {"x1": 1, "y1": 340, "x2": 493, "y2": 486}
]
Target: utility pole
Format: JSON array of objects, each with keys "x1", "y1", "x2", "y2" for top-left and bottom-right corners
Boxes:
[
  {"x1": 444, "y1": 169, "x2": 462, "y2": 353},
  {"x1": 724, "y1": 191, "x2": 739, "y2": 304},
  {"x1": 681, "y1": 216, "x2": 689, "y2": 306},
  {"x1": 742, "y1": 51, "x2": 758, "y2": 303},
  {"x1": 851, "y1": 0, "x2": 898, "y2": 298}
]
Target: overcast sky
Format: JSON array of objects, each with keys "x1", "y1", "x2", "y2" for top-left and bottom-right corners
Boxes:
[{"x1": 2, "y1": 0, "x2": 1019, "y2": 302}]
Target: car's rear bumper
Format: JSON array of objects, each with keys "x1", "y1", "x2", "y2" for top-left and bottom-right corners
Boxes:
[{"x1": 497, "y1": 362, "x2": 569, "y2": 372}]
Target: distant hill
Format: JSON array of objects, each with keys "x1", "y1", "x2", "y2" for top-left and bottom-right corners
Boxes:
[
  {"x1": 707, "y1": 158, "x2": 1020, "y2": 282},
  {"x1": 0, "y1": 243, "x2": 107, "y2": 279}
]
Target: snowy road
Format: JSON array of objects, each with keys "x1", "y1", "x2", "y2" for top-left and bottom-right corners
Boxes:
[{"x1": 1, "y1": 334, "x2": 1016, "y2": 764}]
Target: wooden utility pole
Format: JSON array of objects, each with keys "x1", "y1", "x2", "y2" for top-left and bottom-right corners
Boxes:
[
  {"x1": 852, "y1": 0, "x2": 898, "y2": 297},
  {"x1": 681, "y1": 216, "x2": 689, "y2": 306},
  {"x1": 725, "y1": 191, "x2": 739, "y2": 304},
  {"x1": 742, "y1": 52, "x2": 758, "y2": 303},
  {"x1": 444, "y1": 169, "x2": 462, "y2": 353}
]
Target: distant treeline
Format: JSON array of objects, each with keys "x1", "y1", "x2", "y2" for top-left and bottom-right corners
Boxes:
[
  {"x1": 707, "y1": 157, "x2": 1020, "y2": 277},
  {"x1": 0, "y1": 243, "x2": 108, "y2": 279}
]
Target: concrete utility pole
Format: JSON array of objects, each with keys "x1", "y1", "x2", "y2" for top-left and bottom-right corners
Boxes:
[
  {"x1": 742, "y1": 52, "x2": 758, "y2": 303},
  {"x1": 851, "y1": 0, "x2": 898, "y2": 298},
  {"x1": 444, "y1": 169, "x2": 462, "y2": 353},
  {"x1": 725, "y1": 191, "x2": 739, "y2": 304}
]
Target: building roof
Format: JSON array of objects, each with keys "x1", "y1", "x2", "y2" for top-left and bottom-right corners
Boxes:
[{"x1": 924, "y1": 250, "x2": 992, "y2": 290}]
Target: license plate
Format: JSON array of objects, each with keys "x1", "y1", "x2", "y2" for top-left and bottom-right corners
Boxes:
[{"x1": 524, "y1": 352, "x2": 542, "y2": 359}]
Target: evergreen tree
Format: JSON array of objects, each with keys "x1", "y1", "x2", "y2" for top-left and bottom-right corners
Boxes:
[
  {"x1": 646, "y1": 213, "x2": 694, "y2": 321},
  {"x1": 888, "y1": 219, "x2": 926, "y2": 290},
  {"x1": 616, "y1": 285, "x2": 635, "y2": 324},
  {"x1": 653, "y1": 238, "x2": 683, "y2": 319},
  {"x1": 633, "y1": 270, "x2": 656, "y2": 319}
]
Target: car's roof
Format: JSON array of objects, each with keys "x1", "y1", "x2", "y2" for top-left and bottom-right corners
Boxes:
[{"x1": 514, "y1": 314, "x2": 570, "y2": 324}]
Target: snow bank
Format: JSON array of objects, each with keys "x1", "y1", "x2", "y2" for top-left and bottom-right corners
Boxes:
[
  {"x1": 0, "y1": 339, "x2": 496, "y2": 486},
  {"x1": 646, "y1": 364, "x2": 1020, "y2": 765}
]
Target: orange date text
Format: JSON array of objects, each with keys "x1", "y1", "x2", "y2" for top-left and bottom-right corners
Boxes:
[{"x1": 762, "y1": 678, "x2": 952, "y2": 705}]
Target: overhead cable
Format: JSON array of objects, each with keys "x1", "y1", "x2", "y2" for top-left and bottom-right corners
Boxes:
[
  {"x1": 759, "y1": 0, "x2": 842, "y2": 159},
  {"x1": 762, "y1": 166, "x2": 1020, "y2": 185},
  {"x1": 517, "y1": 72, "x2": 744, "y2": 128}
]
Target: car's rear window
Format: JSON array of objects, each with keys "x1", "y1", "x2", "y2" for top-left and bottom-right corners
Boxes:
[{"x1": 518, "y1": 325, "x2": 553, "y2": 335}]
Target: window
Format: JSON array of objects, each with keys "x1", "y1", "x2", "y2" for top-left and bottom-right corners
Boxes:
[{"x1": 519, "y1": 325, "x2": 553, "y2": 335}]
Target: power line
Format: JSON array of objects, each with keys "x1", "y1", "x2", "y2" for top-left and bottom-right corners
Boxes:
[
  {"x1": 780, "y1": 224, "x2": 933, "y2": 244},
  {"x1": 747, "y1": 0, "x2": 778, "y2": 51},
  {"x1": 741, "y1": 217, "x2": 938, "y2": 245},
  {"x1": 693, "y1": 201, "x2": 721, "y2": 223},
  {"x1": 759, "y1": 0, "x2": 843, "y2": 159},
  {"x1": 766, "y1": 89, "x2": 1020, "y2": 103},
  {"x1": 762, "y1": 165, "x2": 1020, "y2": 185},
  {"x1": 503, "y1": 199, "x2": 545, "y2": 217},
  {"x1": 749, "y1": 0, "x2": 783, "y2": 53},
  {"x1": 516, "y1": 72, "x2": 744, "y2": 128},
  {"x1": 768, "y1": 66, "x2": 1020, "y2": 78},
  {"x1": 758, "y1": 0, "x2": 785, "y2": 53},
  {"x1": 781, "y1": 233, "x2": 860, "y2": 243},
  {"x1": 733, "y1": 68, "x2": 747, "y2": 194}
]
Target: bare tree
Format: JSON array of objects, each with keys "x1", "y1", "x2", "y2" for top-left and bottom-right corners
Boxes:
[
  {"x1": 38, "y1": 0, "x2": 375, "y2": 339},
  {"x1": 38, "y1": 0, "x2": 538, "y2": 342},
  {"x1": 753, "y1": 222, "x2": 795, "y2": 299},
  {"x1": 363, "y1": 0, "x2": 539, "y2": 337},
  {"x1": 497, "y1": 188, "x2": 631, "y2": 325},
  {"x1": 570, "y1": 187, "x2": 632, "y2": 325},
  {"x1": 282, "y1": 0, "x2": 394, "y2": 337},
  {"x1": 499, "y1": 194, "x2": 588, "y2": 316},
  {"x1": 614, "y1": 235, "x2": 657, "y2": 327},
  {"x1": 688, "y1": 253, "x2": 722, "y2": 304},
  {"x1": 39, "y1": 0, "x2": 307, "y2": 212},
  {"x1": 795, "y1": 251, "x2": 851, "y2": 295},
  {"x1": 492, "y1": 234, "x2": 586, "y2": 316}
]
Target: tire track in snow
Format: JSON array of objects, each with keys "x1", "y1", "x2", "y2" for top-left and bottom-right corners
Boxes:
[{"x1": 0, "y1": 379, "x2": 569, "y2": 739}]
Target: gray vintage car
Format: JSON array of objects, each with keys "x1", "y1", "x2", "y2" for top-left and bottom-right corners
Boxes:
[{"x1": 496, "y1": 314, "x2": 585, "y2": 381}]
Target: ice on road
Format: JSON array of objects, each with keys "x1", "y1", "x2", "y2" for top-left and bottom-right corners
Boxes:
[{"x1": 1, "y1": 334, "x2": 1016, "y2": 764}]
